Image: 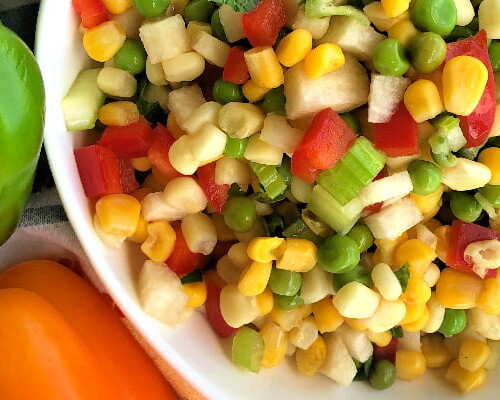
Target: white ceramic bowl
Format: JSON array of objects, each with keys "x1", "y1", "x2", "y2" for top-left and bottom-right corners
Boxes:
[{"x1": 35, "y1": 1, "x2": 497, "y2": 398}]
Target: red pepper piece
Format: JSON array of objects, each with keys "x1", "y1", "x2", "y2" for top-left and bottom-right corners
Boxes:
[
  {"x1": 373, "y1": 102, "x2": 419, "y2": 157},
  {"x1": 166, "y1": 225, "x2": 210, "y2": 276},
  {"x1": 446, "y1": 220, "x2": 500, "y2": 278},
  {"x1": 223, "y1": 47, "x2": 250, "y2": 84},
  {"x1": 446, "y1": 30, "x2": 495, "y2": 148},
  {"x1": 118, "y1": 159, "x2": 140, "y2": 193},
  {"x1": 290, "y1": 146, "x2": 320, "y2": 184},
  {"x1": 74, "y1": 145, "x2": 122, "y2": 197},
  {"x1": 205, "y1": 279, "x2": 237, "y2": 338},
  {"x1": 197, "y1": 162, "x2": 230, "y2": 213},
  {"x1": 72, "y1": 0, "x2": 109, "y2": 29},
  {"x1": 373, "y1": 337, "x2": 398, "y2": 364},
  {"x1": 98, "y1": 122, "x2": 153, "y2": 159},
  {"x1": 148, "y1": 124, "x2": 183, "y2": 181},
  {"x1": 241, "y1": 0, "x2": 286, "y2": 47}
]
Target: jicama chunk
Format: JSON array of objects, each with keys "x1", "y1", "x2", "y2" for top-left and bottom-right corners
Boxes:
[
  {"x1": 219, "y1": 5, "x2": 245, "y2": 42},
  {"x1": 291, "y1": 5, "x2": 330, "y2": 39},
  {"x1": 320, "y1": 332, "x2": 357, "y2": 386},
  {"x1": 244, "y1": 134, "x2": 284, "y2": 165},
  {"x1": 368, "y1": 75, "x2": 411, "y2": 123},
  {"x1": 260, "y1": 113, "x2": 304, "y2": 154},
  {"x1": 190, "y1": 30, "x2": 231, "y2": 68},
  {"x1": 167, "y1": 84, "x2": 206, "y2": 129},
  {"x1": 358, "y1": 171, "x2": 413, "y2": 207},
  {"x1": 337, "y1": 325, "x2": 373, "y2": 363}
]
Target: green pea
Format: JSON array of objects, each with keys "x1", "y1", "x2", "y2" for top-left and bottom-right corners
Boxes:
[
  {"x1": 373, "y1": 39, "x2": 410, "y2": 76},
  {"x1": 269, "y1": 268, "x2": 302, "y2": 296},
  {"x1": 224, "y1": 137, "x2": 249, "y2": 158},
  {"x1": 408, "y1": 32, "x2": 447, "y2": 73},
  {"x1": 340, "y1": 113, "x2": 360, "y2": 134},
  {"x1": 407, "y1": 160, "x2": 442, "y2": 196},
  {"x1": 478, "y1": 184, "x2": 500, "y2": 208},
  {"x1": 318, "y1": 234, "x2": 360, "y2": 274},
  {"x1": 489, "y1": 41, "x2": 500, "y2": 72},
  {"x1": 333, "y1": 264, "x2": 372, "y2": 291},
  {"x1": 114, "y1": 39, "x2": 147, "y2": 75},
  {"x1": 438, "y1": 309, "x2": 467, "y2": 337},
  {"x1": 369, "y1": 360, "x2": 396, "y2": 390},
  {"x1": 274, "y1": 293, "x2": 304, "y2": 310},
  {"x1": 347, "y1": 224, "x2": 374, "y2": 253},
  {"x1": 450, "y1": 191, "x2": 482, "y2": 223},
  {"x1": 183, "y1": 0, "x2": 217, "y2": 23},
  {"x1": 262, "y1": 86, "x2": 286, "y2": 115},
  {"x1": 223, "y1": 197, "x2": 257, "y2": 232},
  {"x1": 213, "y1": 79, "x2": 245, "y2": 105},
  {"x1": 232, "y1": 326, "x2": 264, "y2": 372},
  {"x1": 410, "y1": 0, "x2": 457, "y2": 36},
  {"x1": 133, "y1": 0, "x2": 170, "y2": 18},
  {"x1": 211, "y1": 9, "x2": 227, "y2": 42}
]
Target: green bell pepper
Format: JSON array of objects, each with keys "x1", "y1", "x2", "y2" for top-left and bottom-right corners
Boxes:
[{"x1": 0, "y1": 23, "x2": 44, "y2": 245}]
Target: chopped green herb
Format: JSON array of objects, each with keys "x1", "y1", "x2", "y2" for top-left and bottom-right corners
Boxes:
[{"x1": 394, "y1": 263, "x2": 410, "y2": 292}]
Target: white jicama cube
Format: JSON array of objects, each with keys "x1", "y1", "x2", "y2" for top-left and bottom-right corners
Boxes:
[
  {"x1": 291, "y1": 5, "x2": 330, "y2": 39},
  {"x1": 162, "y1": 52, "x2": 205, "y2": 83},
  {"x1": 289, "y1": 317, "x2": 319, "y2": 350},
  {"x1": 138, "y1": 260, "x2": 192, "y2": 327},
  {"x1": 190, "y1": 123, "x2": 227, "y2": 162},
  {"x1": 361, "y1": 299, "x2": 406, "y2": 333},
  {"x1": 244, "y1": 134, "x2": 284, "y2": 165},
  {"x1": 260, "y1": 113, "x2": 305, "y2": 154},
  {"x1": 358, "y1": 171, "x2": 413, "y2": 207},
  {"x1": 167, "y1": 84, "x2": 206, "y2": 129},
  {"x1": 218, "y1": 102, "x2": 265, "y2": 139},
  {"x1": 368, "y1": 75, "x2": 411, "y2": 123},
  {"x1": 186, "y1": 21, "x2": 212, "y2": 42},
  {"x1": 168, "y1": 135, "x2": 200, "y2": 175},
  {"x1": 190, "y1": 30, "x2": 231, "y2": 68},
  {"x1": 219, "y1": 284, "x2": 260, "y2": 328},
  {"x1": 93, "y1": 214, "x2": 127, "y2": 249},
  {"x1": 215, "y1": 157, "x2": 252, "y2": 189},
  {"x1": 371, "y1": 263, "x2": 402, "y2": 301},
  {"x1": 485, "y1": 340, "x2": 500, "y2": 370},
  {"x1": 284, "y1": 55, "x2": 369, "y2": 120},
  {"x1": 364, "y1": 197, "x2": 423, "y2": 240},
  {"x1": 398, "y1": 330, "x2": 422, "y2": 352},
  {"x1": 320, "y1": 332, "x2": 358, "y2": 386},
  {"x1": 318, "y1": 15, "x2": 385, "y2": 61},
  {"x1": 163, "y1": 177, "x2": 208, "y2": 214},
  {"x1": 216, "y1": 256, "x2": 242, "y2": 284},
  {"x1": 332, "y1": 281, "x2": 380, "y2": 319},
  {"x1": 181, "y1": 213, "x2": 217, "y2": 255},
  {"x1": 219, "y1": 5, "x2": 246, "y2": 43},
  {"x1": 183, "y1": 101, "x2": 222, "y2": 134},
  {"x1": 142, "y1": 192, "x2": 188, "y2": 221},
  {"x1": 337, "y1": 325, "x2": 373, "y2": 363},
  {"x1": 416, "y1": 223, "x2": 437, "y2": 251},
  {"x1": 97, "y1": 67, "x2": 137, "y2": 98},
  {"x1": 454, "y1": 0, "x2": 474, "y2": 26},
  {"x1": 468, "y1": 308, "x2": 500, "y2": 340},
  {"x1": 112, "y1": 7, "x2": 143, "y2": 39},
  {"x1": 139, "y1": 15, "x2": 190, "y2": 64},
  {"x1": 442, "y1": 158, "x2": 492, "y2": 191},
  {"x1": 422, "y1": 293, "x2": 445, "y2": 334},
  {"x1": 300, "y1": 265, "x2": 334, "y2": 304},
  {"x1": 146, "y1": 58, "x2": 167, "y2": 86}
]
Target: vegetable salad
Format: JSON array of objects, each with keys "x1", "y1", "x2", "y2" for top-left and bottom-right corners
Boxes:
[{"x1": 65, "y1": 0, "x2": 500, "y2": 393}]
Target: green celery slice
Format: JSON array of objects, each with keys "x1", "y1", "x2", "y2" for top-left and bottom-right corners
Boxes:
[
  {"x1": 231, "y1": 326, "x2": 264, "y2": 373},
  {"x1": 224, "y1": 137, "x2": 249, "y2": 158},
  {"x1": 250, "y1": 162, "x2": 287, "y2": 200},
  {"x1": 283, "y1": 219, "x2": 322, "y2": 244},
  {"x1": 305, "y1": 0, "x2": 370, "y2": 25},
  {"x1": 317, "y1": 137, "x2": 386, "y2": 206}
]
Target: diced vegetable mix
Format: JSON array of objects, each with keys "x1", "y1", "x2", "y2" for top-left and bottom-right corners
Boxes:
[{"x1": 66, "y1": 0, "x2": 500, "y2": 393}]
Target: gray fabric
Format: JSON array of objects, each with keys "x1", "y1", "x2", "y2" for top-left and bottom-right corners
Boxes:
[{"x1": 0, "y1": 0, "x2": 39, "y2": 12}]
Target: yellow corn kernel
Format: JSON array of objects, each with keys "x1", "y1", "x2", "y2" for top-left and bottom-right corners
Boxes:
[
  {"x1": 345, "y1": 318, "x2": 368, "y2": 332},
  {"x1": 434, "y1": 225, "x2": 451, "y2": 263},
  {"x1": 399, "y1": 302, "x2": 426, "y2": 325},
  {"x1": 411, "y1": 184, "x2": 444, "y2": 215},
  {"x1": 131, "y1": 187, "x2": 153, "y2": 202},
  {"x1": 395, "y1": 239, "x2": 437, "y2": 277},
  {"x1": 128, "y1": 214, "x2": 148, "y2": 243},
  {"x1": 276, "y1": 239, "x2": 317, "y2": 273},
  {"x1": 269, "y1": 306, "x2": 304, "y2": 331},
  {"x1": 381, "y1": 0, "x2": 410, "y2": 17},
  {"x1": 257, "y1": 288, "x2": 274, "y2": 316},
  {"x1": 363, "y1": 2, "x2": 409, "y2": 31},
  {"x1": 95, "y1": 194, "x2": 141, "y2": 236},
  {"x1": 387, "y1": 18, "x2": 419, "y2": 46},
  {"x1": 303, "y1": 43, "x2": 345, "y2": 80},
  {"x1": 260, "y1": 321, "x2": 288, "y2": 368},
  {"x1": 366, "y1": 330, "x2": 392, "y2": 347},
  {"x1": 130, "y1": 157, "x2": 152, "y2": 172},
  {"x1": 443, "y1": 55, "x2": 489, "y2": 116},
  {"x1": 401, "y1": 276, "x2": 431, "y2": 306},
  {"x1": 435, "y1": 268, "x2": 483, "y2": 309},
  {"x1": 446, "y1": 360, "x2": 487, "y2": 393},
  {"x1": 238, "y1": 261, "x2": 272, "y2": 296},
  {"x1": 478, "y1": 147, "x2": 500, "y2": 185},
  {"x1": 372, "y1": 232, "x2": 408, "y2": 266},
  {"x1": 83, "y1": 21, "x2": 126, "y2": 62},
  {"x1": 98, "y1": 101, "x2": 139, "y2": 126},
  {"x1": 422, "y1": 334, "x2": 452, "y2": 368},
  {"x1": 247, "y1": 237, "x2": 285, "y2": 263},
  {"x1": 141, "y1": 173, "x2": 164, "y2": 192},
  {"x1": 102, "y1": 0, "x2": 132, "y2": 14},
  {"x1": 276, "y1": 29, "x2": 312, "y2": 68},
  {"x1": 295, "y1": 336, "x2": 327, "y2": 376},
  {"x1": 395, "y1": 349, "x2": 427, "y2": 380},
  {"x1": 244, "y1": 47, "x2": 284, "y2": 89},
  {"x1": 166, "y1": 112, "x2": 187, "y2": 139},
  {"x1": 183, "y1": 281, "x2": 207, "y2": 308},
  {"x1": 477, "y1": 277, "x2": 500, "y2": 315},
  {"x1": 404, "y1": 79, "x2": 444, "y2": 123},
  {"x1": 242, "y1": 80, "x2": 270, "y2": 103},
  {"x1": 312, "y1": 296, "x2": 344, "y2": 333},
  {"x1": 140, "y1": 221, "x2": 176, "y2": 263},
  {"x1": 401, "y1": 305, "x2": 429, "y2": 332},
  {"x1": 459, "y1": 338, "x2": 491, "y2": 372}
]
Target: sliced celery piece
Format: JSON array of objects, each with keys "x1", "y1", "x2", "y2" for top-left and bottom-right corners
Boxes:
[
  {"x1": 283, "y1": 219, "x2": 322, "y2": 244},
  {"x1": 307, "y1": 185, "x2": 364, "y2": 234},
  {"x1": 305, "y1": 0, "x2": 370, "y2": 25},
  {"x1": 432, "y1": 115, "x2": 466, "y2": 152},
  {"x1": 317, "y1": 137, "x2": 386, "y2": 206},
  {"x1": 250, "y1": 162, "x2": 287, "y2": 200}
]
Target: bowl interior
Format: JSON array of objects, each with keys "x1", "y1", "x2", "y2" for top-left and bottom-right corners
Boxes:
[{"x1": 35, "y1": 1, "x2": 496, "y2": 398}]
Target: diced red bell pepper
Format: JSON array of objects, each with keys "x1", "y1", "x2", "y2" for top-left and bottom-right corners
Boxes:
[
  {"x1": 118, "y1": 159, "x2": 140, "y2": 193},
  {"x1": 166, "y1": 225, "x2": 210, "y2": 276},
  {"x1": 223, "y1": 47, "x2": 250, "y2": 84},
  {"x1": 241, "y1": 0, "x2": 286, "y2": 47},
  {"x1": 74, "y1": 145, "x2": 123, "y2": 197},
  {"x1": 148, "y1": 124, "x2": 183, "y2": 181},
  {"x1": 205, "y1": 279, "x2": 237, "y2": 338},
  {"x1": 373, "y1": 337, "x2": 398, "y2": 364},
  {"x1": 446, "y1": 220, "x2": 500, "y2": 278},
  {"x1": 197, "y1": 162, "x2": 230, "y2": 213},
  {"x1": 373, "y1": 102, "x2": 419, "y2": 157},
  {"x1": 98, "y1": 122, "x2": 153, "y2": 159},
  {"x1": 363, "y1": 168, "x2": 387, "y2": 216},
  {"x1": 446, "y1": 30, "x2": 496, "y2": 148},
  {"x1": 72, "y1": 0, "x2": 109, "y2": 29},
  {"x1": 291, "y1": 109, "x2": 357, "y2": 183}
]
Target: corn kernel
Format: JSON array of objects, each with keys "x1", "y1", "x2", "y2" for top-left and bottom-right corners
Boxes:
[
  {"x1": 181, "y1": 213, "x2": 217, "y2": 255},
  {"x1": 387, "y1": 18, "x2": 419, "y2": 46},
  {"x1": 130, "y1": 157, "x2": 152, "y2": 172},
  {"x1": 276, "y1": 239, "x2": 317, "y2": 273},
  {"x1": 244, "y1": 47, "x2": 284, "y2": 89},
  {"x1": 381, "y1": 0, "x2": 410, "y2": 17},
  {"x1": 443, "y1": 55, "x2": 489, "y2": 116},
  {"x1": 103, "y1": 0, "x2": 132, "y2": 14},
  {"x1": 372, "y1": 232, "x2": 408, "y2": 266},
  {"x1": 141, "y1": 221, "x2": 176, "y2": 262},
  {"x1": 162, "y1": 52, "x2": 205, "y2": 83},
  {"x1": 478, "y1": 147, "x2": 500, "y2": 185},
  {"x1": 446, "y1": 360, "x2": 487, "y2": 393},
  {"x1": 220, "y1": 284, "x2": 260, "y2": 328},
  {"x1": 421, "y1": 334, "x2": 452, "y2": 368},
  {"x1": 363, "y1": 1, "x2": 409, "y2": 31},
  {"x1": 435, "y1": 268, "x2": 483, "y2": 309},
  {"x1": 260, "y1": 321, "x2": 289, "y2": 368},
  {"x1": 242, "y1": 80, "x2": 270, "y2": 103},
  {"x1": 312, "y1": 297, "x2": 344, "y2": 333},
  {"x1": 401, "y1": 305, "x2": 429, "y2": 332},
  {"x1": 97, "y1": 67, "x2": 137, "y2": 98},
  {"x1": 304, "y1": 43, "x2": 345, "y2": 80},
  {"x1": 96, "y1": 194, "x2": 141, "y2": 236},
  {"x1": 269, "y1": 306, "x2": 304, "y2": 331},
  {"x1": 276, "y1": 29, "x2": 312, "y2": 67},
  {"x1": 289, "y1": 317, "x2": 319, "y2": 350},
  {"x1": 183, "y1": 281, "x2": 207, "y2": 308},
  {"x1": 366, "y1": 330, "x2": 393, "y2": 347},
  {"x1": 477, "y1": 277, "x2": 500, "y2": 315},
  {"x1": 166, "y1": 112, "x2": 187, "y2": 139},
  {"x1": 257, "y1": 288, "x2": 274, "y2": 316},
  {"x1": 371, "y1": 262, "x2": 403, "y2": 301},
  {"x1": 247, "y1": 237, "x2": 285, "y2": 263},
  {"x1": 128, "y1": 214, "x2": 148, "y2": 243},
  {"x1": 333, "y1": 282, "x2": 380, "y2": 319},
  {"x1": 83, "y1": 21, "x2": 126, "y2": 62},
  {"x1": 394, "y1": 239, "x2": 437, "y2": 277},
  {"x1": 295, "y1": 335, "x2": 327, "y2": 376},
  {"x1": 459, "y1": 338, "x2": 491, "y2": 372},
  {"x1": 216, "y1": 256, "x2": 241, "y2": 285},
  {"x1": 361, "y1": 299, "x2": 406, "y2": 333},
  {"x1": 434, "y1": 225, "x2": 451, "y2": 263},
  {"x1": 345, "y1": 318, "x2": 368, "y2": 331},
  {"x1": 395, "y1": 349, "x2": 427, "y2": 380},
  {"x1": 93, "y1": 214, "x2": 127, "y2": 248},
  {"x1": 98, "y1": 101, "x2": 139, "y2": 126},
  {"x1": 442, "y1": 157, "x2": 492, "y2": 191},
  {"x1": 399, "y1": 302, "x2": 426, "y2": 325},
  {"x1": 401, "y1": 276, "x2": 431, "y2": 306},
  {"x1": 423, "y1": 292, "x2": 446, "y2": 333},
  {"x1": 238, "y1": 261, "x2": 272, "y2": 296},
  {"x1": 404, "y1": 79, "x2": 444, "y2": 123}
]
